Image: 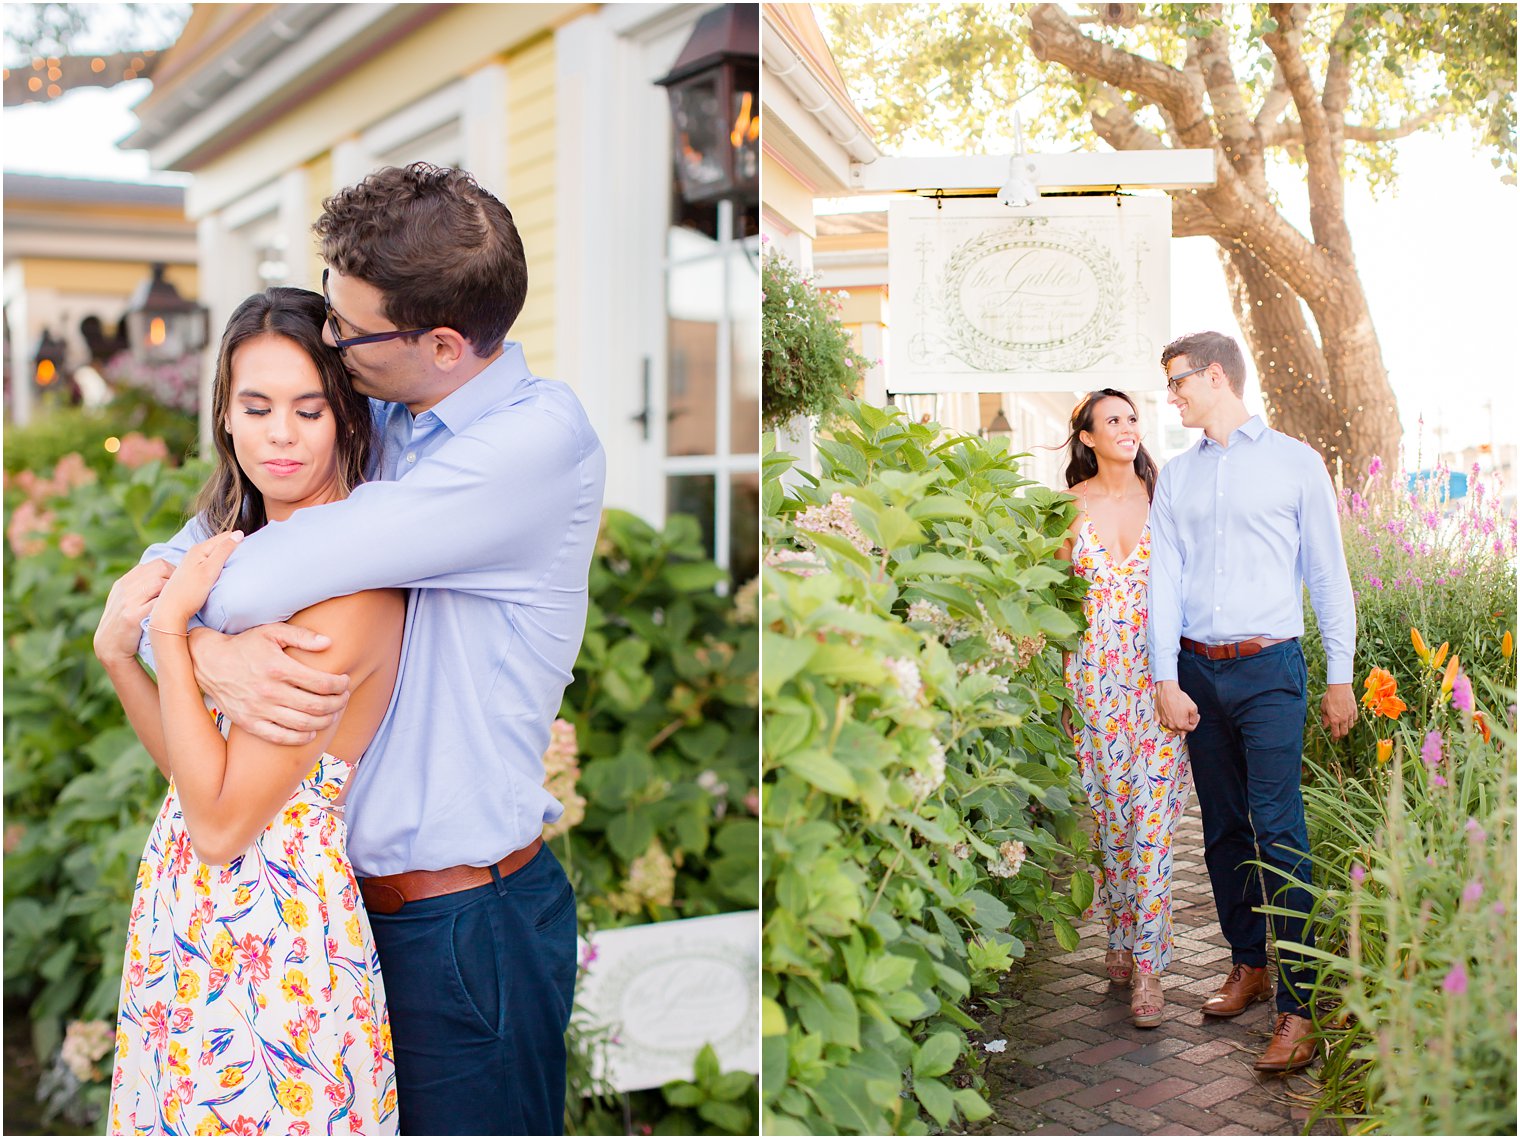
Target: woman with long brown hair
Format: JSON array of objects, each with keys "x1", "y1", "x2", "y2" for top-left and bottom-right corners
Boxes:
[
  {"x1": 93, "y1": 288, "x2": 403, "y2": 1133},
  {"x1": 1058, "y1": 389, "x2": 1190, "y2": 1029}
]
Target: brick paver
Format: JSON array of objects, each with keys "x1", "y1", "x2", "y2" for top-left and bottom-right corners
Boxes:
[{"x1": 971, "y1": 800, "x2": 1338, "y2": 1136}]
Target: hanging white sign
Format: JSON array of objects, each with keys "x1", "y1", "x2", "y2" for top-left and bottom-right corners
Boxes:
[
  {"x1": 886, "y1": 196, "x2": 1170, "y2": 394},
  {"x1": 575, "y1": 910, "x2": 759, "y2": 1092}
]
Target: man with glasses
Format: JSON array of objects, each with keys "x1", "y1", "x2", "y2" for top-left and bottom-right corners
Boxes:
[
  {"x1": 1148, "y1": 331, "x2": 1356, "y2": 1074},
  {"x1": 127, "y1": 163, "x2": 606, "y2": 1133}
]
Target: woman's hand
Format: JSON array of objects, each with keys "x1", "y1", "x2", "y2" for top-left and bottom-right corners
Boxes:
[
  {"x1": 150, "y1": 531, "x2": 244, "y2": 632},
  {"x1": 95, "y1": 559, "x2": 175, "y2": 663},
  {"x1": 1061, "y1": 705, "x2": 1075, "y2": 739}
]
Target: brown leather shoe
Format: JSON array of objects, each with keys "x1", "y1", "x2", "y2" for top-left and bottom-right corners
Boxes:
[
  {"x1": 1254, "y1": 1012, "x2": 1317, "y2": 1072},
  {"x1": 1200, "y1": 962, "x2": 1272, "y2": 1017}
]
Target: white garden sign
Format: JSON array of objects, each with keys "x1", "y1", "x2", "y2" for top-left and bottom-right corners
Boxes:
[{"x1": 886, "y1": 195, "x2": 1171, "y2": 394}]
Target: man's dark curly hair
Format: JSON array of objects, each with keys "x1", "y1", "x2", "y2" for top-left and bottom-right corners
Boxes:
[{"x1": 313, "y1": 163, "x2": 527, "y2": 354}]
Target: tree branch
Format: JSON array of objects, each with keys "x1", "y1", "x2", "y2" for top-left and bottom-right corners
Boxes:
[
  {"x1": 1193, "y1": 7, "x2": 1266, "y2": 189},
  {"x1": 1264, "y1": 3, "x2": 1353, "y2": 258},
  {"x1": 1265, "y1": 103, "x2": 1455, "y2": 146},
  {"x1": 1027, "y1": 4, "x2": 1213, "y2": 149},
  {"x1": 1253, "y1": 64, "x2": 1292, "y2": 134}
]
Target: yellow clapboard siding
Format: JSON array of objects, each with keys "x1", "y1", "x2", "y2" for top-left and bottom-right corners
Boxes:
[
  {"x1": 303, "y1": 151, "x2": 334, "y2": 286},
  {"x1": 18, "y1": 258, "x2": 199, "y2": 296},
  {"x1": 505, "y1": 31, "x2": 555, "y2": 372}
]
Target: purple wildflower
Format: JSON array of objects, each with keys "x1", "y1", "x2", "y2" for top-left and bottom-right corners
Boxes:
[
  {"x1": 1495, "y1": 901, "x2": 1508, "y2": 917},
  {"x1": 1368, "y1": 455, "x2": 1384, "y2": 478},
  {"x1": 1422, "y1": 730, "x2": 1443, "y2": 768},
  {"x1": 1451, "y1": 672, "x2": 1473, "y2": 713},
  {"x1": 1350, "y1": 863, "x2": 1365, "y2": 884},
  {"x1": 1367, "y1": 575, "x2": 1384, "y2": 590},
  {"x1": 1466, "y1": 818, "x2": 1487, "y2": 843},
  {"x1": 1442, "y1": 962, "x2": 1468, "y2": 995},
  {"x1": 1462, "y1": 879, "x2": 1483, "y2": 905},
  {"x1": 1432, "y1": 774, "x2": 1448, "y2": 788}
]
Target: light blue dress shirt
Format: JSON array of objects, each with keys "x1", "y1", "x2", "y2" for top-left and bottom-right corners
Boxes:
[
  {"x1": 1148, "y1": 415, "x2": 1355, "y2": 687},
  {"x1": 140, "y1": 343, "x2": 607, "y2": 875}
]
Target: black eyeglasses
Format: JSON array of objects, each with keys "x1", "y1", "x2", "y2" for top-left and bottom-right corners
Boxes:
[
  {"x1": 1165, "y1": 363, "x2": 1210, "y2": 393},
  {"x1": 322, "y1": 268, "x2": 435, "y2": 353}
]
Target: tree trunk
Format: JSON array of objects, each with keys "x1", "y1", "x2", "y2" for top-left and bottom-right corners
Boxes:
[
  {"x1": 1304, "y1": 277, "x2": 1403, "y2": 481},
  {"x1": 1215, "y1": 242, "x2": 1338, "y2": 454}
]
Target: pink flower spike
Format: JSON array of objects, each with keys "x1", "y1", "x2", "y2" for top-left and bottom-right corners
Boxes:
[
  {"x1": 1451, "y1": 672, "x2": 1473, "y2": 713},
  {"x1": 1367, "y1": 455, "x2": 1383, "y2": 478},
  {"x1": 1494, "y1": 901, "x2": 1508, "y2": 917},
  {"x1": 1441, "y1": 962, "x2": 1468, "y2": 995},
  {"x1": 1461, "y1": 879, "x2": 1483, "y2": 905},
  {"x1": 1349, "y1": 863, "x2": 1365, "y2": 884},
  {"x1": 1421, "y1": 730, "x2": 1443, "y2": 768},
  {"x1": 1431, "y1": 774, "x2": 1448, "y2": 788}
]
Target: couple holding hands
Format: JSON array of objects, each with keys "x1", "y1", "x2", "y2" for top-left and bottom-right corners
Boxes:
[{"x1": 1059, "y1": 332, "x2": 1357, "y2": 1073}]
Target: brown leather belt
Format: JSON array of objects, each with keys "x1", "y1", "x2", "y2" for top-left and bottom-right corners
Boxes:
[
  {"x1": 358, "y1": 837, "x2": 544, "y2": 915},
  {"x1": 1180, "y1": 636, "x2": 1292, "y2": 661}
]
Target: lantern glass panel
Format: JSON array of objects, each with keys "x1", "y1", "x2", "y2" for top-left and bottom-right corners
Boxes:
[
  {"x1": 729, "y1": 75, "x2": 759, "y2": 193},
  {"x1": 669, "y1": 76, "x2": 727, "y2": 199}
]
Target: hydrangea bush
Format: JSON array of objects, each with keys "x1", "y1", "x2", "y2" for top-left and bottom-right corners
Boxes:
[{"x1": 761, "y1": 401, "x2": 1090, "y2": 1134}]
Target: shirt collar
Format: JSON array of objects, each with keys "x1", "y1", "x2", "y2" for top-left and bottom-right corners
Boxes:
[
  {"x1": 422, "y1": 341, "x2": 534, "y2": 434},
  {"x1": 1198, "y1": 413, "x2": 1267, "y2": 452}
]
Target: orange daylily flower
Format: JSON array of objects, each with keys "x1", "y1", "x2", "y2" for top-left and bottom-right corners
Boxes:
[
  {"x1": 1473, "y1": 711, "x2": 1492, "y2": 743},
  {"x1": 1503, "y1": 631, "x2": 1514, "y2": 660},
  {"x1": 1411, "y1": 627, "x2": 1429, "y2": 664},
  {"x1": 1441, "y1": 654, "x2": 1461, "y2": 699},
  {"x1": 1431, "y1": 642, "x2": 1450, "y2": 669},
  {"x1": 1376, "y1": 739, "x2": 1394, "y2": 764},
  {"x1": 1361, "y1": 667, "x2": 1407, "y2": 720}
]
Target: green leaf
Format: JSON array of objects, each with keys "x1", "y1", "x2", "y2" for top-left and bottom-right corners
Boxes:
[
  {"x1": 915, "y1": 1075, "x2": 956, "y2": 1126},
  {"x1": 912, "y1": 1030, "x2": 962, "y2": 1078},
  {"x1": 1051, "y1": 913, "x2": 1080, "y2": 953},
  {"x1": 1069, "y1": 870, "x2": 1095, "y2": 914}
]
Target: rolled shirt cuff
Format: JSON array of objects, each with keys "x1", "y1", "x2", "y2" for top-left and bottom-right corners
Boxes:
[{"x1": 1326, "y1": 658, "x2": 1354, "y2": 686}]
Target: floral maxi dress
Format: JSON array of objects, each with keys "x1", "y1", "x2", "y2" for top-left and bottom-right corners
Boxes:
[
  {"x1": 109, "y1": 712, "x2": 397, "y2": 1136},
  {"x1": 1065, "y1": 518, "x2": 1191, "y2": 974}
]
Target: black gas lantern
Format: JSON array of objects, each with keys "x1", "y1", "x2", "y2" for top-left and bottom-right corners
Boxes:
[
  {"x1": 656, "y1": 4, "x2": 759, "y2": 206},
  {"x1": 124, "y1": 263, "x2": 209, "y2": 363}
]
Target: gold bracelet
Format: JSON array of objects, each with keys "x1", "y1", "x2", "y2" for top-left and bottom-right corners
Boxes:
[{"x1": 147, "y1": 625, "x2": 190, "y2": 637}]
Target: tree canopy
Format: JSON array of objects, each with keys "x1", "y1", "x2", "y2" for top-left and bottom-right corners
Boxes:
[{"x1": 822, "y1": 3, "x2": 1517, "y2": 472}]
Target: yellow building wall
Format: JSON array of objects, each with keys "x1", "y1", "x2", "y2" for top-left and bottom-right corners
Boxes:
[
  {"x1": 185, "y1": 5, "x2": 583, "y2": 216},
  {"x1": 303, "y1": 151, "x2": 335, "y2": 286},
  {"x1": 18, "y1": 258, "x2": 199, "y2": 297},
  {"x1": 505, "y1": 34, "x2": 556, "y2": 376}
]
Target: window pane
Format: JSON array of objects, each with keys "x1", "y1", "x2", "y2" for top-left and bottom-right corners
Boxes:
[
  {"x1": 667, "y1": 473, "x2": 716, "y2": 561},
  {"x1": 729, "y1": 239, "x2": 759, "y2": 455},
  {"x1": 666, "y1": 240, "x2": 721, "y2": 458},
  {"x1": 730, "y1": 470, "x2": 759, "y2": 587}
]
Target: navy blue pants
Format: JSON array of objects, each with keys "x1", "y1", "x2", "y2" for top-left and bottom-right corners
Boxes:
[
  {"x1": 366, "y1": 844, "x2": 578, "y2": 1135},
  {"x1": 1179, "y1": 640, "x2": 1315, "y2": 1016}
]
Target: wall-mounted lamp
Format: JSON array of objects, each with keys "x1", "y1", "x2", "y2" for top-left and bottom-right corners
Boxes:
[
  {"x1": 124, "y1": 263, "x2": 208, "y2": 364},
  {"x1": 656, "y1": 4, "x2": 759, "y2": 207}
]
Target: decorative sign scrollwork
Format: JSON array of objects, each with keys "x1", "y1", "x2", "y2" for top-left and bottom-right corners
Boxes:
[{"x1": 888, "y1": 197, "x2": 1171, "y2": 393}]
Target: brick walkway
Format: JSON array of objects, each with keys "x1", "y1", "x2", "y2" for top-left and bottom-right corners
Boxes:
[{"x1": 970, "y1": 800, "x2": 1338, "y2": 1136}]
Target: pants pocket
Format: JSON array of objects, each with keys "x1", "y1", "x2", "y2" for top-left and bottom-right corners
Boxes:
[{"x1": 450, "y1": 899, "x2": 505, "y2": 1037}]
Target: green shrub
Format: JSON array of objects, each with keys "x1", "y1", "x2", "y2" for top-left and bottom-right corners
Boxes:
[
  {"x1": 761, "y1": 243, "x2": 867, "y2": 429},
  {"x1": 556, "y1": 508, "x2": 758, "y2": 929},
  {"x1": 3, "y1": 393, "x2": 198, "y2": 478},
  {"x1": 761, "y1": 401, "x2": 1089, "y2": 1135}
]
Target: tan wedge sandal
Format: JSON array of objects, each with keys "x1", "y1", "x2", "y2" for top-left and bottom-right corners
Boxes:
[
  {"x1": 1104, "y1": 949, "x2": 1133, "y2": 983},
  {"x1": 1131, "y1": 972, "x2": 1164, "y2": 1028}
]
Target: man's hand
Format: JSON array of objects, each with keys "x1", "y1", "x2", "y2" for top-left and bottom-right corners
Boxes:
[
  {"x1": 1155, "y1": 680, "x2": 1200, "y2": 734},
  {"x1": 1321, "y1": 682, "x2": 1356, "y2": 739},
  {"x1": 95, "y1": 560, "x2": 174, "y2": 664},
  {"x1": 187, "y1": 624, "x2": 350, "y2": 746}
]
